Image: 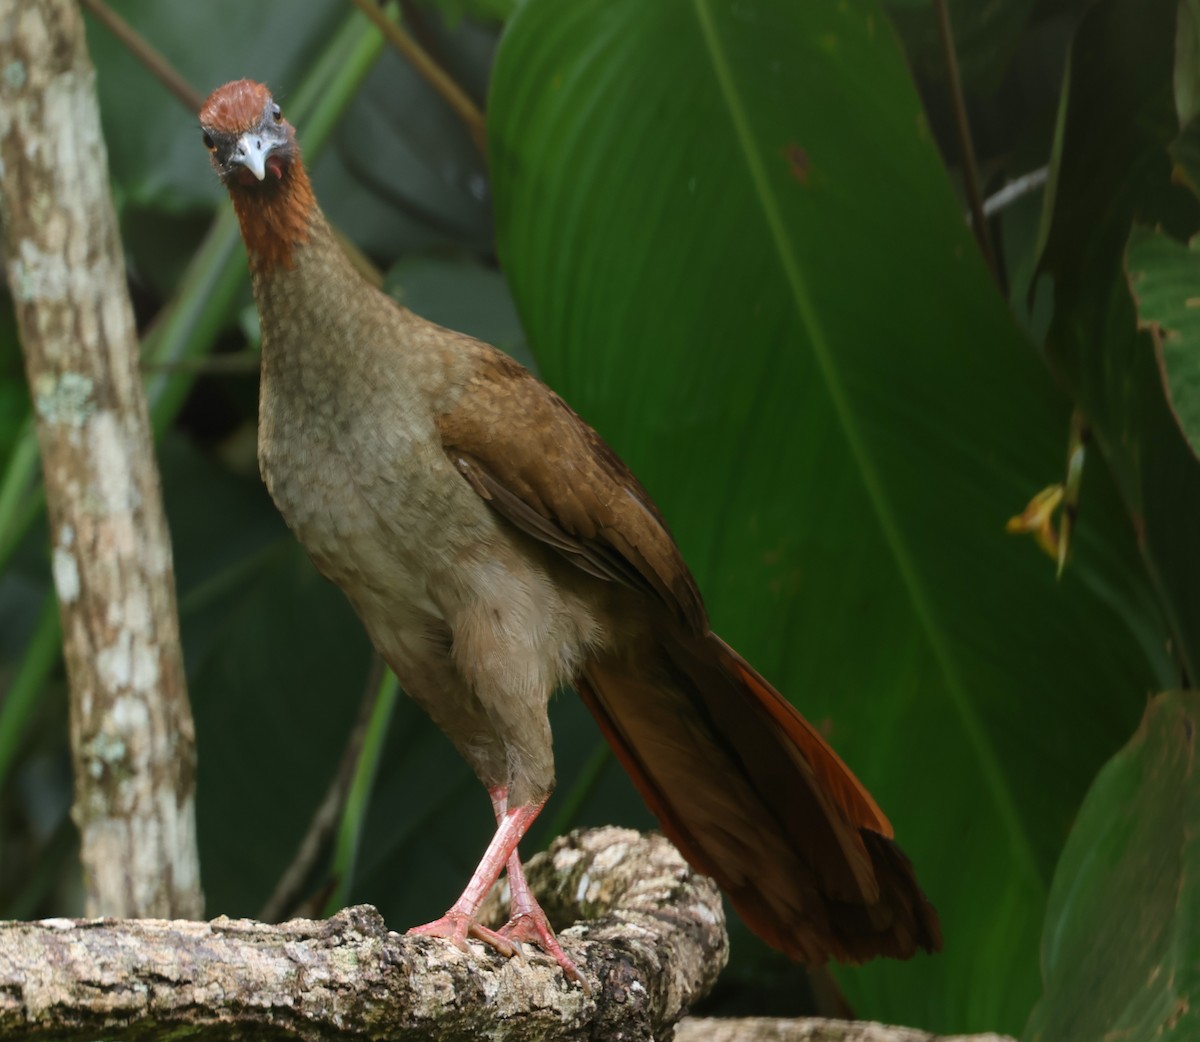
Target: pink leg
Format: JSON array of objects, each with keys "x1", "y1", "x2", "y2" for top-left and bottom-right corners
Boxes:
[
  {"x1": 408, "y1": 791, "x2": 586, "y2": 988},
  {"x1": 487, "y1": 788, "x2": 586, "y2": 989},
  {"x1": 407, "y1": 798, "x2": 538, "y2": 958},
  {"x1": 487, "y1": 787, "x2": 531, "y2": 923}
]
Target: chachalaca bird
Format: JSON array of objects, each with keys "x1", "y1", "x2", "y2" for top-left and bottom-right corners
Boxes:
[{"x1": 200, "y1": 79, "x2": 941, "y2": 987}]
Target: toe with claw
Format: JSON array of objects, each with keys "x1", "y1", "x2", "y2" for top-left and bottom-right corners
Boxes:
[
  {"x1": 500, "y1": 910, "x2": 589, "y2": 991},
  {"x1": 408, "y1": 911, "x2": 517, "y2": 960}
]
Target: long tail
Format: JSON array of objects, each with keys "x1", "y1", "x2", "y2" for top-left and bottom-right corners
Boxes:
[{"x1": 578, "y1": 630, "x2": 941, "y2": 964}]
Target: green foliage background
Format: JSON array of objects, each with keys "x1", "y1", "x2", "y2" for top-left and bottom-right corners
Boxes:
[{"x1": 1, "y1": 0, "x2": 1197, "y2": 1037}]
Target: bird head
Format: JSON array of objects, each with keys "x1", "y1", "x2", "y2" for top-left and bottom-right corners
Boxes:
[{"x1": 199, "y1": 80, "x2": 298, "y2": 187}]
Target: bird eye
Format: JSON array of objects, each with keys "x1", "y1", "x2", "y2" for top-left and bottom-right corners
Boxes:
[
  {"x1": 202, "y1": 131, "x2": 215, "y2": 150},
  {"x1": 272, "y1": 104, "x2": 282, "y2": 123}
]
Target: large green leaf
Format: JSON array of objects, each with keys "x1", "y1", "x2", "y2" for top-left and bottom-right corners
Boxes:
[
  {"x1": 1126, "y1": 225, "x2": 1200, "y2": 459},
  {"x1": 489, "y1": 0, "x2": 1166, "y2": 1031},
  {"x1": 1024, "y1": 692, "x2": 1200, "y2": 1042}
]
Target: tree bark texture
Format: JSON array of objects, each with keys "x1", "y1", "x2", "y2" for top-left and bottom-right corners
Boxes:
[
  {"x1": 676, "y1": 1017, "x2": 1016, "y2": 1042},
  {"x1": 0, "y1": 0, "x2": 202, "y2": 918},
  {"x1": 0, "y1": 829, "x2": 727, "y2": 1041}
]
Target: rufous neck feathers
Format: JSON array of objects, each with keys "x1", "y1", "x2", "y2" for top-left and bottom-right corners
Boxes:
[{"x1": 228, "y1": 159, "x2": 317, "y2": 275}]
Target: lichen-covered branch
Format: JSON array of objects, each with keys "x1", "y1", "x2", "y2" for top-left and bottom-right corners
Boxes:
[
  {"x1": 0, "y1": 829, "x2": 727, "y2": 1041},
  {"x1": 0, "y1": 0, "x2": 202, "y2": 917},
  {"x1": 676, "y1": 1016, "x2": 1017, "y2": 1042}
]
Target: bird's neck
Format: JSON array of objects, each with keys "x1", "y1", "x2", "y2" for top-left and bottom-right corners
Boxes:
[
  {"x1": 233, "y1": 161, "x2": 384, "y2": 383},
  {"x1": 228, "y1": 159, "x2": 318, "y2": 276}
]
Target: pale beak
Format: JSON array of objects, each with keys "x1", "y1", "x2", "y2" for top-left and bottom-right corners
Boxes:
[{"x1": 233, "y1": 131, "x2": 273, "y2": 181}]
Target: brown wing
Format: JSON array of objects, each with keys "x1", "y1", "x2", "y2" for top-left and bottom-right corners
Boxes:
[{"x1": 435, "y1": 342, "x2": 707, "y2": 634}]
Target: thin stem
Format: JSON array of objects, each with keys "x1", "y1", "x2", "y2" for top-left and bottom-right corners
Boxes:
[
  {"x1": 323, "y1": 667, "x2": 402, "y2": 915},
  {"x1": 933, "y1": 0, "x2": 998, "y2": 282},
  {"x1": 77, "y1": 0, "x2": 202, "y2": 112},
  {"x1": 348, "y1": 0, "x2": 488, "y2": 157},
  {"x1": 0, "y1": 425, "x2": 40, "y2": 575}
]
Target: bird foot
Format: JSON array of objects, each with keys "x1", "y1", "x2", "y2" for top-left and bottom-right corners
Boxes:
[
  {"x1": 409, "y1": 909, "x2": 587, "y2": 990},
  {"x1": 406, "y1": 795, "x2": 587, "y2": 989},
  {"x1": 407, "y1": 911, "x2": 518, "y2": 960},
  {"x1": 500, "y1": 911, "x2": 589, "y2": 992}
]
